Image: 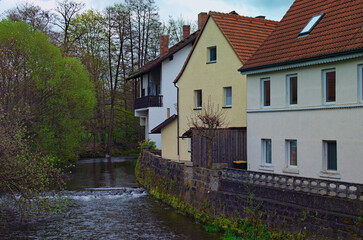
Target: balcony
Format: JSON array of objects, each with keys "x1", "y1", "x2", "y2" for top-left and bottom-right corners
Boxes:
[{"x1": 134, "y1": 95, "x2": 163, "y2": 110}]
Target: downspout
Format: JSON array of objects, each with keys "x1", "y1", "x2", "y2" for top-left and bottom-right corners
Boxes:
[{"x1": 174, "y1": 82, "x2": 180, "y2": 162}]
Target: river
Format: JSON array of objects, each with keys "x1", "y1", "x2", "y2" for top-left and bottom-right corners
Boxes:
[{"x1": 0, "y1": 156, "x2": 221, "y2": 239}]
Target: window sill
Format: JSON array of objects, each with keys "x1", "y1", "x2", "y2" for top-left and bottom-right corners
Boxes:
[
  {"x1": 324, "y1": 101, "x2": 336, "y2": 105},
  {"x1": 193, "y1": 108, "x2": 202, "y2": 110},
  {"x1": 222, "y1": 106, "x2": 232, "y2": 109},
  {"x1": 259, "y1": 165, "x2": 274, "y2": 172},
  {"x1": 319, "y1": 171, "x2": 341, "y2": 179},
  {"x1": 206, "y1": 61, "x2": 216, "y2": 64},
  {"x1": 283, "y1": 167, "x2": 299, "y2": 174}
]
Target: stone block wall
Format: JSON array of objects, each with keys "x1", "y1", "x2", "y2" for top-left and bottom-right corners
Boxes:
[{"x1": 136, "y1": 150, "x2": 363, "y2": 239}]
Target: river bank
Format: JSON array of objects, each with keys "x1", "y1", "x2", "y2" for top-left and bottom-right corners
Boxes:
[
  {"x1": 0, "y1": 156, "x2": 221, "y2": 239},
  {"x1": 136, "y1": 150, "x2": 363, "y2": 239}
]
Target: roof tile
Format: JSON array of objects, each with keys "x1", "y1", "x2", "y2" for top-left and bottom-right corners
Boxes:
[{"x1": 240, "y1": 0, "x2": 363, "y2": 71}]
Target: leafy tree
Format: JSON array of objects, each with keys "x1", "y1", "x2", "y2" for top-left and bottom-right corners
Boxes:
[
  {"x1": 0, "y1": 19, "x2": 96, "y2": 164},
  {"x1": 0, "y1": 109, "x2": 66, "y2": 223}
]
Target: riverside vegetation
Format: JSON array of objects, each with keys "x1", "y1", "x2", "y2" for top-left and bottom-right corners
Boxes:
[
  {"x1": 0, "y1": 0, "x2": 196, "y2": 224},
  {"x1": 135, "y1": 150, "x2": 312, "y2": 240}
]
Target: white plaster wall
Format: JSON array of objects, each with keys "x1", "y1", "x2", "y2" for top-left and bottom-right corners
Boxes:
[
  {"x1": 246, "y1": 58, "x2": 363, "y2": 184},
  {"x1": 247, "y1": 108, "x2": 363, "y2": 184},
  {"x1": 247, "y1": 59, "x2": 363, "y2": 110},
  {"x1": 161, "y1": 44, "x2": 193, "y2": 116}
]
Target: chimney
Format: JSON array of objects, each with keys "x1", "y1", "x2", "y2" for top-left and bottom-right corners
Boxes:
[
  {"x1": 183, "y1": 25, "x2": 190, "y2": 39},
  {"x1": 255, "y1": 16, "x2": 266, "y2": 19},
  {"x1": 160, "y1": 35, "x2": 169, "y2": 55},
  {"x1": 198, "y1": 12, "x2": 208, "y2": 30}
]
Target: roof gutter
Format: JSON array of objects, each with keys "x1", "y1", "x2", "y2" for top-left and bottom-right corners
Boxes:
[{"x1": 239, "y1": 48, "x2": 363, "y2": 75}]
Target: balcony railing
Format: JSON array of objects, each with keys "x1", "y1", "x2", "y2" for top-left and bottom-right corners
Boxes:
[{"x1": 134, "y1": 95, "x2": 163, "y2": 109}]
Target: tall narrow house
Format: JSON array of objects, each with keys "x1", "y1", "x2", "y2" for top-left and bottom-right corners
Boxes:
[
  {"x1": 154, "y1": 12, "x2": 277, "y2": 164},
  {"x1": 239, "y1": 0, "x2": 363, "y2": 183},
  {"x1": 127, "y1": 26, "x2": 199, "y2": 148}
]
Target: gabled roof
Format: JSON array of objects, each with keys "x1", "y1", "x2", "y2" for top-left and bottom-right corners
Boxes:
[
  {"x1": 150, "y1": 114, "x2": 177, "y2": 134},
  {"x1": 174, "y1": 11, "x2": 278, "y2": 83},
  {"x1": 126, "y1": 31, "x2": 199, "y2": 80},
  {"x1": 211, "y1": 12, "x2": 278, "y2": 64},
  {"x1": 240, "y1": 0, "x2": 363, "y2": 73}
]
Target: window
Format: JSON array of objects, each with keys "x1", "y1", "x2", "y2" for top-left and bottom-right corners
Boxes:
[
  {"x1": 360, "y1": 65, "x2": 363, "y2": 101},
  {"x1": 287, "y1": 75, "x2": 298, "y2": 105},
  {"x1": 323, "y1": 69, "x2": 336, "y2": 103},
  {"x1": 299, "y1": 13, "x2": 324, "y2": 36},
  {"x1": 188, "y1": 138, "x2": 192, "y2": 152},
  {"x1": 323, "y1": 141, "x2": 337, "y2": 171},
  {"x1": 208, "y1": 46, "x2": 216, "y2": 63},
  {"x1": 262, "y1": 139, "x2": 272, "y2": 165},
  {"x1": 195, "y1": 90, "x2": 202, "y2": 109},
  {"x1": 224, "y1": 87, "x2": 232, "y2": 107},
  {"x1": 261, "y1": 78, "x2": 270, "y2": 107},
  {"x1": 286, "y1": 140, "x2": 297, "y2": 167}
]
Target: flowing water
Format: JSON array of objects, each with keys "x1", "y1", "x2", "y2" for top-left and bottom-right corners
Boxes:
[{"x1": 0, "y1": 156, "x2": 221, "y2": 239}]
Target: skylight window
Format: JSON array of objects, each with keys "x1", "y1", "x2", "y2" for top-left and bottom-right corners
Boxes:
[{"x1": 299, "y1": 13, "x2": 325, "y2": 37}]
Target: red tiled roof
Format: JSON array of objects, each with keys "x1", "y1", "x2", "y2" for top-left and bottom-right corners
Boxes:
[
  {"x1": 240, "y1": 0, "x2": 363, "y2": 72},
  {"x1": 126, "y1": 31, "x2": 199, "y2": 80},
  {"x1": 174, "y1": 12, "x2": 278, "y2": 83},
  {"x1": 210, "y1": 12, "x2": 278, "y2": 64}
]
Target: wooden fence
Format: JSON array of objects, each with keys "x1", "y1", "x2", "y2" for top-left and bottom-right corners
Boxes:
[{"x1": 191, "y1": 127, "x2": 246, "y2": 168}]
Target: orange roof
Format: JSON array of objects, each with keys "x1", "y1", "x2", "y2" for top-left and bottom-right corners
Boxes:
[
  {"x1": 240, "y1": 0, "x2": 363, "y2": 72},
  {"x1": 174, "y1": 12, "x2": 278, "y2": 83},
  {"x1": 210, "y1": 12, "x2": 278, "y2": 64}
]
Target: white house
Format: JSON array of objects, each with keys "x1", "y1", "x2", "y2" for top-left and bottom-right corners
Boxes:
[
  {"x1": 239, "y1": 0, "x2": 363, "y2": 184},
  {"x1": 127, "y1": 23, "x2": 201, "y2": 148}
]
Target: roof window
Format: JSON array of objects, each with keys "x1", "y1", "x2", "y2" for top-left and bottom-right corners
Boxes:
[{"x1": 299, "y1": 13, "x2": 325, "y2": 37}]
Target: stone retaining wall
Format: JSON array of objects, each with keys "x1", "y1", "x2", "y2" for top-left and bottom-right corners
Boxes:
[{"x1": 137, "y1": 150, "x2": 363, "y2": 239}]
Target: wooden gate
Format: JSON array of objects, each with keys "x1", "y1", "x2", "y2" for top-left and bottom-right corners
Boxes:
[{"x1": 191, "y1": 127, "x2": 247, "y2": 168}]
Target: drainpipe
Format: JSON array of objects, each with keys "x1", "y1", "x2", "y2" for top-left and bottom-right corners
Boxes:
[{"x1": 174, "y1": 82, "x2": 180, "y2": 162}]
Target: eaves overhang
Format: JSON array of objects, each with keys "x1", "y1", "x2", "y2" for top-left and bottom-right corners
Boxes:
[{"x1": 239, "y1": 48, "x2": 363, "y2": 75}]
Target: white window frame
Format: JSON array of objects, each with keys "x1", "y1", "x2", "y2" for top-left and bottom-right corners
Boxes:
[
  {"x1": 208, "y1": 46, "x2": 217, "y2": 63},
  {"x1": 320, "y1": 140, "x2": 340, "y2": 179},
  {"x1": 286, "y1": 74, "x2": 298, "y2": 106},
  {"x1": 286, "y1": 140, "x2": 298, "y2": 168},
  {"x1": 261, "y1": 78, "x2": 271, "y2": 107},
  {"x1": 358, "y1": 65, "x2": 363, "y2": 102},
  {"x1": 322, "y1": 140, "x2": 337, "y2": 171},
  {"x1": 322, "y1": 69, "x2": 336, "y2": 105},
  {"x1": 195, "y1": 89, "x2": 202, "y2": 109},
  {"x1": 261, "y1": 139, "x2": 272, "y2": 165},
  {"x1": 224, "y1": 87, "x2": 232, "y2": 107}
]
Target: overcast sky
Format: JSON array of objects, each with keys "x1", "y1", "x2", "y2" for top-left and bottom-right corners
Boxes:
[{"x1": 0, "y1": 0, "x2": 294, "y2": 22}]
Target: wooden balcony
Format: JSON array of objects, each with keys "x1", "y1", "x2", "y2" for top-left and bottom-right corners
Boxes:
[{"x1": 134, "y1": 95, "x2": 163, "y2": 109}]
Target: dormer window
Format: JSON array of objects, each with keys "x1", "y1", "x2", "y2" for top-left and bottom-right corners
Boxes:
[{"x1": 299, "y1": 13, "x2": 325, "y2": 37}]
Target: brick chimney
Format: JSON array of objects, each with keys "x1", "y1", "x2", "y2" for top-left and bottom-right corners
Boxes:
[
  {"x1": 160, "y1": 35, "x2": 169, "y2": 56},
  {"x1": 198, "y1": 12, "x2": 208, "y2": 30},
  {"x1": 183, "y1": 25, "x2": 190, "y2": 39}
]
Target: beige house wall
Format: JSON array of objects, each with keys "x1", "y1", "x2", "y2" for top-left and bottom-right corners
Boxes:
[
  {"x1": 160, "y1": 119, "x2": 178, "y2": 160},
  {"x1": 177, "y1": 17, "x2": 247, "y2": 161}
]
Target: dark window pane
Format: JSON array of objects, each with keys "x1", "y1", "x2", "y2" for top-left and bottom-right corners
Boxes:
[
  {"x1": 290, "y1": 76, "x2": 298, "y2": 104},
  {"x1": 196, "y1": 90, "x2": 202, "y2": 108},
  {"x1": 265, "y1": 140, "x2": 271, "y2": 164},
  {"x1": 209, "y1": 47, "x2": 216, "y2": 62},
  {"x1": 327, "y1": 141, "x2": 337, "y2": 170},
  {"x1": 264, "y1": 80, "x2": 270, "y2": 106},
  {"x1": 289, "y1": 141, "x2": 297, "y2": 166},
  {"x1": 326, "y1": 71, "x2": 336, "y2": 102}
]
